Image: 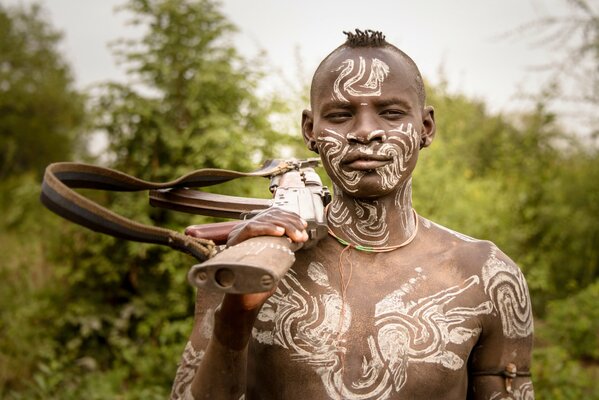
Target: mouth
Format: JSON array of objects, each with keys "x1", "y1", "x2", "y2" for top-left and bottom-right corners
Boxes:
[{"x1": 342, "y1": 152, "x2": 392, "y2": 171}]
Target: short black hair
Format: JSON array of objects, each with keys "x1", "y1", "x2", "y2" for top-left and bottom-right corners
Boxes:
[
  {"x1": 311, "y1": 29, "x2": 426, "y2": 106},
  {"x1": 343, "y1": 29, "x2": 387, "y2": 47}
]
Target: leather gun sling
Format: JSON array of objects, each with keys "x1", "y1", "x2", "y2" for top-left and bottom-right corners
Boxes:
[{"x1": 40, "y1": 160, "x2": 287, "y2": 262}]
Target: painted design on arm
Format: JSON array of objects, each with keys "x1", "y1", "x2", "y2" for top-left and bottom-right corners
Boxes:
[
  {"x1": 170, "y1": 341, "x2": 205, "y2": 400},
  {"x1": 482, "y1": 247, "x2": 533, "y2": 339},
  {"x1": 170, "y1": 308, "x2": 213, "y2": 400},
  {"x1": 489, "y1": 381, "x2": 534, "y2": 400},
  {"x1": 332, "y1": 57, "x2": 390, "y2": 102},
  {"x1": 253, "y1": 263, "x2": 493, "y2": 399}
]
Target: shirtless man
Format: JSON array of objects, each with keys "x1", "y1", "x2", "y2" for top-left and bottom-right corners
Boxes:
[{"x1": 171, "y1": 30, "x2": 534, "y2": 400}]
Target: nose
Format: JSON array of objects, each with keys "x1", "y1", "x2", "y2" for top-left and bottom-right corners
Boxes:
[{"x1": 346, "y1": 115, "x2": 386, "y2": 144}]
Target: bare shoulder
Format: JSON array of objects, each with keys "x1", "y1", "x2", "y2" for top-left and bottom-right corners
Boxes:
[
  {"x1": 420, "y1": 215, "x2": 534, "y2": 363},
  {"x1": 419, "y1": 215, "x2": 533, "y2": 335},
  {"x1": 418, "y1": 216, "x2": 517, "y2": 275}
]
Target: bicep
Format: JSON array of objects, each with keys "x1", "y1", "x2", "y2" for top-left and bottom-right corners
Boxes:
[
  {"x1": 470, "y1": 376, "x2": 534, "y2": 400},
  {"x1": 468, "y1": 331, "x2": 534, "y2": 399},
  {"x1": 469, "y1": 248, "x2": 535, "y2": 399}
]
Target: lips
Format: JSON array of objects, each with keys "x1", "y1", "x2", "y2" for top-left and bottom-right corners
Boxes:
[{"x1": 342, "y1": 151, "x2": 392, "y2": 170}]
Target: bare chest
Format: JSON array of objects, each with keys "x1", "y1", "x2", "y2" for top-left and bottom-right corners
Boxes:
[{"x1": 249, "y1": 257, "x2": 493, "y2": 400}]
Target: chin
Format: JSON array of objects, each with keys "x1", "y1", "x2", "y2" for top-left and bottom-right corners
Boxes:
[{"x1": 338, "y1": 180, "x2": 397, "y2": 199}]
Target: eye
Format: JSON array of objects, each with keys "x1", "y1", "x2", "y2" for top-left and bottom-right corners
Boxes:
[
  {"x1": 324, "y1": 111, "x2": 352, "y2": 122},
  {"x1": 380, "y1": 109, "x2": 405, "y2": 119}
]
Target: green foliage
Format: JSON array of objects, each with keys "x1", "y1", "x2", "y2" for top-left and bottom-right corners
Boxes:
[
  {"x1": 98, "y1": 0, "x2": 289, "y2": 178},
  {"x1": 532, "y1": 345, "x2": 599, "y2": 399},
  {"x1": 0, "y1": 2, "x2": 86, "y2": 179},
  {"x1": 414, "y1": 83, "x2": 599, "y2": 313},
  {"x1": 2, "y1": 0, "x2": 599, "y2": 397},
  {"x1": 2, "y1": 0, "x2": 291, "y2": 397},
  {"x1": 540, "y1": 281, "x2": 599, "y2": 361}
]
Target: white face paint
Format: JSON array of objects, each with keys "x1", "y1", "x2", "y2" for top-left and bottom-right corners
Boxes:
[
  {"x1": 253, "y1": 264, "x2": 493, "y2": 399},
  {"x1": 318, "y1": 123, "x2": 419, "y2": 195},
  {"x1": 332, "y1": 57, "x2": 390, "y2": 102},
  {"x1": 482, "y1": 247, "x2": 534, "y2": 338}
]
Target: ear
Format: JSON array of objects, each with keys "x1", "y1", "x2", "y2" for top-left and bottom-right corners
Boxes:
[
  {"x1": 420, "y1": 105, "x2": 436, "y2": 149},
  {"x1": 302, "y1": 109, "x2": 318, "y2": 154}
]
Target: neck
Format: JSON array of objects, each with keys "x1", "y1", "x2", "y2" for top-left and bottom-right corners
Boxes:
[{"x1": 327, "y1": 178, "x2": 416, "y2": 247}]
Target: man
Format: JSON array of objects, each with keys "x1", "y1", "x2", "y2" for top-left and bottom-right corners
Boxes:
[{"x1": 171, "y1": 30, "x2": 534, "y2": 400}]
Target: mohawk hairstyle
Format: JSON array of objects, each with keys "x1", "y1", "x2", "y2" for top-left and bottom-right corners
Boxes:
[{"x1": 343, "y1": 29, "x2": 387, "y2": 47}]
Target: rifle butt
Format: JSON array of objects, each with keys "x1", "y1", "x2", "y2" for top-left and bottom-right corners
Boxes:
[{"x1": 188, "y1": 236, "x2": 296, "y2": 293}]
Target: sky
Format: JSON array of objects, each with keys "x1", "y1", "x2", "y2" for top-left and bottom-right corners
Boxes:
[{"x1": 5, "y1": 0, "x2": 591, "y2": 123}]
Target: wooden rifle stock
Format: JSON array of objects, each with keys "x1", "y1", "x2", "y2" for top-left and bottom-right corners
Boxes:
[{"x1": 188, "y1": 236, "x2": 298, "y2": 293}]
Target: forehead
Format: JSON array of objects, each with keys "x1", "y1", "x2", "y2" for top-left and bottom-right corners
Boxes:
[{"x1": 311, "y1": 47, "x2": 418, "y2": 108}]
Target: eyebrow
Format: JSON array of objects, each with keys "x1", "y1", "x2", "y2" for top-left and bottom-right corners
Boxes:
[
  {"x1": 318, "y1": 96, "x2": 413, "y2": 113},
  {"x1": 373, "y1": 97, "x2": 413, "y2": 110},
  {"x1": 319, "y1": 100, "x2": 353, "y2": 112}
]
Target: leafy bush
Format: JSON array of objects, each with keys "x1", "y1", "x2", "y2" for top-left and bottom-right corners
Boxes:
[
  {"x1": 541, "y1": 281, "x2": 599, "y2": 361},
  {"x1": 532, "y1": 345, "x2": 599, "y2": 400}
]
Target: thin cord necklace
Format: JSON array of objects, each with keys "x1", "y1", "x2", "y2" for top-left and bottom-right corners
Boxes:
[
  {"x1": 327, "y1": 208, "x2": 419, "y2": 252},
  {"x1": 329, "y1": 207, "x2": 419, "y2": 378}
]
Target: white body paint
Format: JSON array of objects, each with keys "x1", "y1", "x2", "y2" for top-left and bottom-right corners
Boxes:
[
  {"x1": 170, "y1": 341, "x2": 205, "y2": 400},
  {"x1": 482, "y1": 247, "x2": 534, "y2": 338},
  {"x1": 489, "y1": 382, "x2": 534, "y2": 400},
  {"x1": 171, "y1": 309, "x2": 214, "y2": 400},
  {"x1": 253, "y1": 262, "x2": 493, "y2": 399}
]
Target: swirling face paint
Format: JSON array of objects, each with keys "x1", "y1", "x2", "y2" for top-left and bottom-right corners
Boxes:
[
  {"x1": 317, "y1": 123, "x2": 419, "y2": 195},
  {"x1": 332, "y1": 57, "x2": 390, "y2": 102}
]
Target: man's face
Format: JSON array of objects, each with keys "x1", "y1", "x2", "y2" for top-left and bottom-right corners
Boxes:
[{"x1": 305, "y1": 47, "x2": 430, "y2": 199}]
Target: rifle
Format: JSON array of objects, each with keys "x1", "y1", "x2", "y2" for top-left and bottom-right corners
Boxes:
[
  {"x1": 41, "y1": 158, "x2": 329, "y2": 294},
  {"x1": 150, "y1": 159, "x2": 330, "y2": 293}
]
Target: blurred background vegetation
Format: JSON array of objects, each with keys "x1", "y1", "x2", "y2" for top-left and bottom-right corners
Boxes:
[{"x1": 0, "y1": 0, "x2": 597, "y2": 398}]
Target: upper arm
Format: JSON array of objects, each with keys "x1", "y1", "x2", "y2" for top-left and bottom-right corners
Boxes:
[
  {"x1": 170, "y1": 288, "x2": 223, "y2": 400},
  {"x1": 468, "y1": 246, "x2": 535, "y2": 399}
]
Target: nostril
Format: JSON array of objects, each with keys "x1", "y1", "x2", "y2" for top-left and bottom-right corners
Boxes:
[
  {"x1": 347, "y1": 130, "x2": 386, "y2": 143},
  {"x1": 368, "y1": 130, "x2": 387, "y2": 142},
  {"x1": 346, "y1": 132, "x2": 362, "y2": 143}
]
